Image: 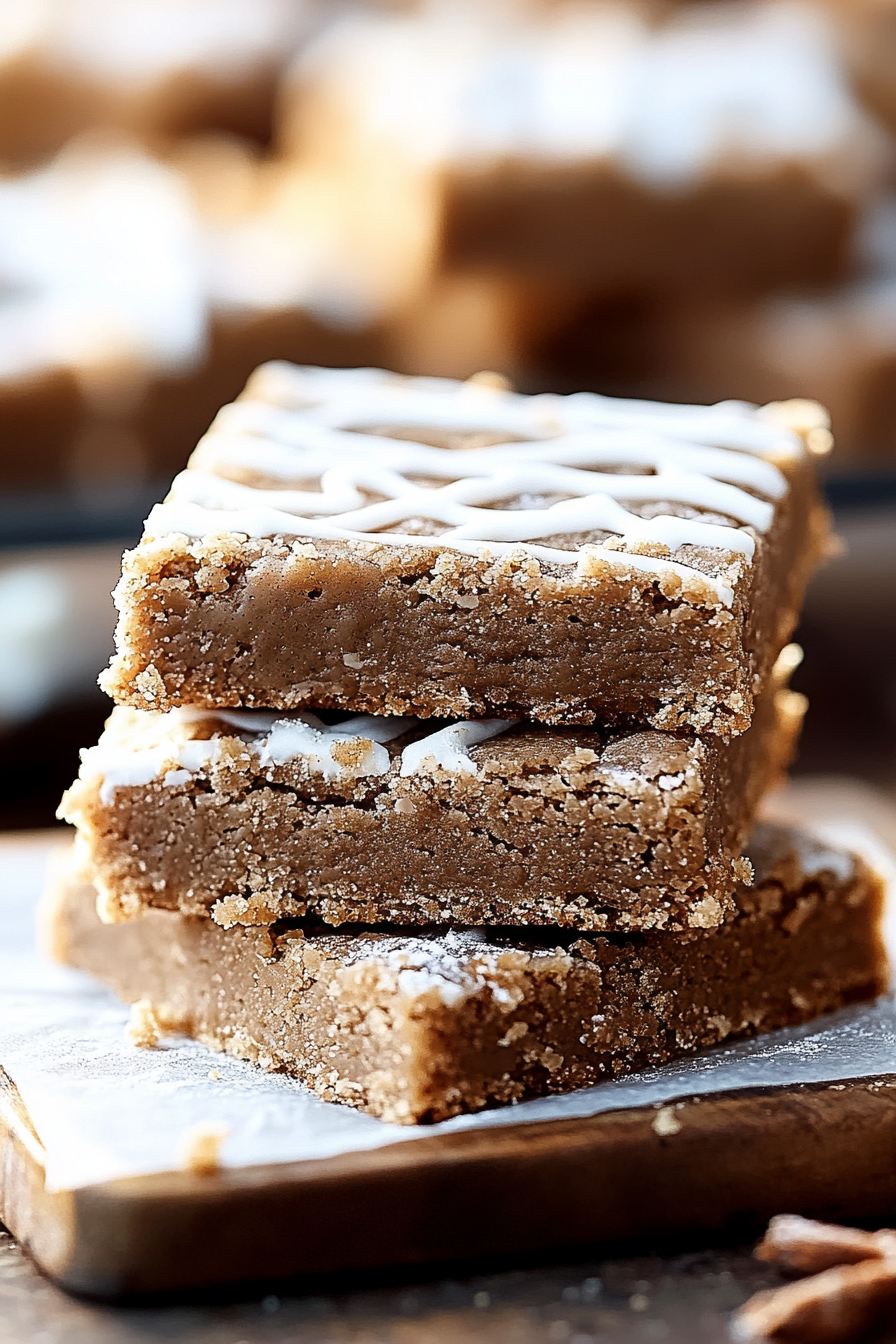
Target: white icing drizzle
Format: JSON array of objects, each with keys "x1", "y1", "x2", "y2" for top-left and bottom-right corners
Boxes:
[
  {"x1": 84, "y1": 706, "x2": 516, "y2": 801},
  {"x1": 217, "y1": 362, "x2": 801, "y2": 454},
  {"x1": 399, "y1": 720, "x2": 515, "y2": 778},
  {"x1": 86, "y1": 734, "x2": 220, "y2": 807},
  {"x1": 253, "y1": 712, "x2": 407, "y2": 780},
  {"x1": 145, "y1": 364, "x2": 806, "y2": 608},
  {"x1": 181, "y1": 707, "x2": 281, "y2": 735}
]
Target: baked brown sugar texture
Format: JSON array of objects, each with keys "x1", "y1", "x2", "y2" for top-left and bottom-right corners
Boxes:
[
  {"x1": 60, "y1": 665, "x2": 804, "y2": 933},
  {"x1": 52, "y1": 361, "x2": 886, "y2": 1130},
  {"x1": 100, "y1": 365, "x2": 831, "y2": 736},
  {"x1": 45, "y1": 824, "x2": 887, "y2": 1125}
]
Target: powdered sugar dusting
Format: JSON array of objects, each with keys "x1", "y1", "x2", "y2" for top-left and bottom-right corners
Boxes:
[{"x1": 369, "y1": 929, "x2": 555, "y2": 1010}]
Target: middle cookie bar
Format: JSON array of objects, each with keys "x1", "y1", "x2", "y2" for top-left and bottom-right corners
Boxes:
[{"x1": 62, "y1": 660, "x2": 804, "y2": 933}]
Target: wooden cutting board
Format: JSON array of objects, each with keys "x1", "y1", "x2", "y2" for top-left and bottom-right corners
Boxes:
[
  {"x1": 4, "y1": 1066, "x2": 896, "y2": 1298},
  {"x1": 3, "y1": 778, "x2": 896, "y2": 1299}
]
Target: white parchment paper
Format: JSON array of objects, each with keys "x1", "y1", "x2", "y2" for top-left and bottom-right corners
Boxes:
[{"x1": 2, "y1": 789, "x2": 895, "y2": 1194}]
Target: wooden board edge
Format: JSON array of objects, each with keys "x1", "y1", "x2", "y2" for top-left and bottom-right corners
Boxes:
[
  {"x1": 0, "y1": 1082, "x2": 76, "y2": 1287},
  {"x1": 0, "y1": 1067, "x2": 44, "y2": 1161},
  {"x1": 4, "y1": 1076, "x2": 896, "y2": 1296}
]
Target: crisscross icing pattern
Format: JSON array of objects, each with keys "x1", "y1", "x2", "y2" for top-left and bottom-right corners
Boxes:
[{"x1": 145, "y1": 364, "x2": 806, "y2": 606}]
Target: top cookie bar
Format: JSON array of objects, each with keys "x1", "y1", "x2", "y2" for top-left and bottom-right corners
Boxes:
[{"x1": 102, "y1": 364, "x2": 831, "y2": 735}]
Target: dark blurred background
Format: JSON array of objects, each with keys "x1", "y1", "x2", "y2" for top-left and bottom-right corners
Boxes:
[{"x1": 1, "y1": 0, "x2": 894, "y2": 827}]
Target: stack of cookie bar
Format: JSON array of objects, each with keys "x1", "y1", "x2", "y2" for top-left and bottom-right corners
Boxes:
[{"x1": 53, "y1": 365, "x2": 889, "y2": 1124}]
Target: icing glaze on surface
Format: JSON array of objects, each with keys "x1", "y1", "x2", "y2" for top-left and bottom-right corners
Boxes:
[
  {"x1": 83, "y1": 728, "x2": 219, "y2": 806},
  {"x1": 361, "y1": 930, "x2": 563, "y2": 1009},
  {"x1": 145, "y1": 363, "x2": 807, "y2": 606},
  {"x1": 253, "y1": 711, "x2": 408, "y2": 780},
  {"x1": 82, "y1": 706, "x2": 515, "y2": 801},
  {"x1": 399, "y1": 720, "x2": 516, "y2": 777},
  {"x1": 384, "y1": 931, "x2": 502, "y2": 1008},
  {"x1": 291, "y1": 928, "x2": 515, "y2": 1009}
]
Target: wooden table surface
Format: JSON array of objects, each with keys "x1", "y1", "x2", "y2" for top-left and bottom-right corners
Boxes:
[
  {"x1": 6, "y1": 1222, "x2": 896, "y2": 1344},
  {"x1": 0, "y1": 1225, "x2": 821, "y2": 1344}
]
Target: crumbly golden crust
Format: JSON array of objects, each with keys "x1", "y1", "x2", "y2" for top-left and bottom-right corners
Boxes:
[
  {"x1": 47, "y1": 822, "x2": 888, "y2": 1124},
  {"x1": 60, "y1": 678, "x2": 803, "y2": 933}
]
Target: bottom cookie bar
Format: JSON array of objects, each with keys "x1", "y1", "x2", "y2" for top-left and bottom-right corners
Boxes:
[{"x1": 44, "y1": 824, "x2": 888, "y2": 1125}]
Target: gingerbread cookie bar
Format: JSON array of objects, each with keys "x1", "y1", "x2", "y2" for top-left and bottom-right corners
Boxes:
[
  {"x1": 282, "y1": 3, "x2": 885, "y2": 294},
  {"x1": 0, "y1": 142, "x2": 395, "y2": 494},
  {"x1": 44, "y1": 823, "x2": 889, "y2": 1124},
  {"x1": 102, "y1": 363, "x2": 831, "y2": 736},
  {"x1": 61, "y1": 653, "x2": 804, "y2": 931},
  {"x1": 0, "y1": 0, "x2": 318, "y2": 167}
]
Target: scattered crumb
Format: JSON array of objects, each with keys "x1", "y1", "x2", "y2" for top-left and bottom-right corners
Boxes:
[
  {"x1": 126, "y1": 999, "x2": 162, "y2": 1049},
  {"x1": 687, "y1": 895, "x2": 724, "y2": 929},
  {"x1": 211, "y1": 893, "x2": 282, "y2": 928},
  {"x1": 179, "y1": 1121, "x2": 230, "y2": 1175},
  {"x1": 95, "y1": 887, "x2": 126, "y2": 924},
  {"x1": 497, "y1": 1020, "x2": 529, "y2": 1047},
  {"x1": 652, "y1": 1106, "x2": 682, "y2": 1137},
  {"x1": 208, "y1": 1069, "x2": 219, "y2": 1081}
]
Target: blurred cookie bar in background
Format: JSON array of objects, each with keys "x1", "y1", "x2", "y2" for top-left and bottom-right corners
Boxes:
[
  {"x1": 525, "y1": 197, "x2": 896, "y2": 468},
  {"x1": 820, "y1": 0, "x2": 896, "y2": 136},
  {"x1": 0, "y1": 129, "x2": 574, "y2": 497},
  {"x1": 279, "y1": 0, "x2": 889, "y2": 295},
  {"x1": 0, "y1": 136, "x2": 396, "y2": 496},
  {"x1": 0, "y1": 0, "x2": 322, "y2": 167}
]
